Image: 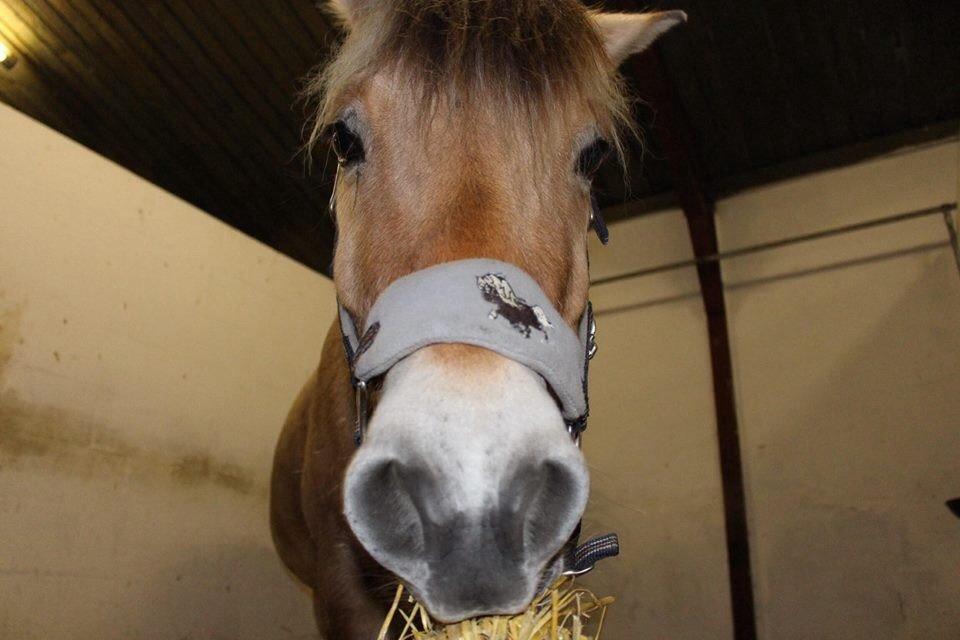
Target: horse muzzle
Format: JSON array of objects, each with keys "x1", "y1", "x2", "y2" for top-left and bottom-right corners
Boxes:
[
  {"x1": 342, "y1": 347, "x2": 589, "y2": 622},
  {"x1": 337, "y1": 258, "x2": 597, "y2": 621}
]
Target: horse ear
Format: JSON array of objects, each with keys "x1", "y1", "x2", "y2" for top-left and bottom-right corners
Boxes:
[
  {"x1": 590, "y1": 10, "x2": 687, "y2": 66},
  {"x1": 326, "y1": 0, "x2": 367, "y2": 29}
]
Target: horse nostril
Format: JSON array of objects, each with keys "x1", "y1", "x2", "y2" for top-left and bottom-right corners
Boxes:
[
  {"x1": 344, "y1": 457, "x2": 430, "y2": 563},
  {"x1": 501, "y1": 458, "x2": 587, "y2": 557},
  {"x1": 420, "y1": 458, "x2": 587, "y2": 621}
]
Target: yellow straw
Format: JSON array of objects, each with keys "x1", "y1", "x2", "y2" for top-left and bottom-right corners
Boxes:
[
  {"x1": 382, "y1": 577, "x2": 612, "y2": 640},
  {"x1": 379, "y1": 584, "x2": 405, "y2": 640}
]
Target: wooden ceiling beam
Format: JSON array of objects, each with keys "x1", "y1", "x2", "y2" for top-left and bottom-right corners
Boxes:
[
  {"x1": 210, "y1": 0, "x2": 312, "y2": 91},
  {"x1": 0, "y1": 48, "x2": 75, "y2": 137},
  {"x1": 57, "y1": 0, "x2": 271, "y2": 223},
  {"x1": 0, "y1": 2, "x2": 143, "y2": 170},
  {"x1": 602, "y1": 118, "x2": 960, "y2": 222},
  {"x1": 247, "y1": 0, "x2": 321, "y2": 70},
  {"x1": 91, "y1": 0, "x2": 315, "y2": 245},
  {"x1": 76, "y1": 0, "x2": 282, "y2": 239},
  {"x1": 280, "y1": 0, "x2": 338, "y2": 50},
  {"x1": 18, "y1": 0, "x2": 210, "y2": 200},
  {"x1": 152, "y1": 0, "x2": 335, "y2": 254},
  {"x1": 126, "y1": 1, "x2": 291, "y2": 157},
  {"x1": 168, "y1": 0, "x2": 332, "y2": 203}
]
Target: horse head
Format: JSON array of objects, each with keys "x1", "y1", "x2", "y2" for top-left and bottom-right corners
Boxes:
[{"x1": 311, "y1": 0, "x2": 684, "y2": 622}]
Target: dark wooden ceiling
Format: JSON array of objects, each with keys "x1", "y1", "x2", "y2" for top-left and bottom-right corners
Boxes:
[{"x1": 1, "y1": 0, "x2": 958, "y2": 275}]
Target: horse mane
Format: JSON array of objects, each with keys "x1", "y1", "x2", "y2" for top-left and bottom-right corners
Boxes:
[{"x1": 305, "y1": 0, "x2": 635, "y2": 158}]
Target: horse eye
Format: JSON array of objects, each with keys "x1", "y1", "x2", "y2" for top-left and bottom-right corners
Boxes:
[
  {"x1": 576, "y1": 138, "x2": 611, "y2": 178},
  {"x1": 328, "y1": 120, "x2": 365, "y2": 167}
]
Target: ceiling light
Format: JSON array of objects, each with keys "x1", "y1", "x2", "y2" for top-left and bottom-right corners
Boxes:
[{"x1": 0, "y1": 42, "x2": 17, "y2": 70}]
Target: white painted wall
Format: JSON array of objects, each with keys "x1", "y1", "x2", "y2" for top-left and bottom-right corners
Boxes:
[
  {"x1": 720, "y1": 139, "x2": 960, "y2": 640},
  {"x1": 3, "y1": 100, "x2": 959, "y2": 640},
  {"x1": 582, "y1": 209, "x2": 734, "y2": 640},
  {"x1": 0, "y1": 103, "x2": 330, "y2": 640},
  {"x1": 582, "y1": 137, "x2": 960, "y2": 639}
]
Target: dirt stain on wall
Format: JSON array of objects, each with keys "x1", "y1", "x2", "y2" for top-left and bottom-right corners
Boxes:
[
  {"x1": 0, "y1": 391, "x2": 259, "y2": 496},
  {"x1": 171, "y1": 455, "x2": 256, "y2": 495},
  {"x1": 0, "y1": 302, "x2": 259, "y2": 497},
  {"x1": 0, "y1": 301, "x2": 25, "y2": 381}
]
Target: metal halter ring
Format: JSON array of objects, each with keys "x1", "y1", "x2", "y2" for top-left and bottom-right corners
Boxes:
[{"x1": 566, "y1": 422, "x2": 583, "y2": 448}]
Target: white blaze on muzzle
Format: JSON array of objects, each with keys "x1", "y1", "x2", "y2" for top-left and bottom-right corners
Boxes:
[{"x1": 338, "y1": 258, "x2": 597, "y2": 446}]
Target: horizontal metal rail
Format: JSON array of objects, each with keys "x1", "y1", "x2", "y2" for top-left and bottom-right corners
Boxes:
[{"x1": 592, "y1": 202, "x2": 958, "y2": 286}]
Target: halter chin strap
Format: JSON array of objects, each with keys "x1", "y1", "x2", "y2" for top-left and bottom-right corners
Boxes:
[{"x1": 337, "y1": 259, "x2": 598, "y2": 447}]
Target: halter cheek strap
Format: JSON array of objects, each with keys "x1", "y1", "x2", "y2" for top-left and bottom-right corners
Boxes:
[{"x1": 338, "y1": 259, "x2": 598, "y2": 447}]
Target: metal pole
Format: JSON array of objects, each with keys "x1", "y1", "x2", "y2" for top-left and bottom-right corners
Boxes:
[
  {"x1": 951, "y1": 132, "x2": 960, "y2": 280},
  {"x1": 592, "y1": 202, "x2": 958, "y2": 286},
  {"x1": 947, "y1": 208, "x2": 960, "y2": 281},
  {"x1": 631, "y1": 48, "x2": 758, "y2": 640}
]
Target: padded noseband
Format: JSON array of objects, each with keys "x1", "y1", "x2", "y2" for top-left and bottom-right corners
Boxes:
[{"x1": 338, "y1": 259, "x2": 596, "y2": 446}]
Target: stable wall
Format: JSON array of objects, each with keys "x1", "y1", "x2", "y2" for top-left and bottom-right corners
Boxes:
[
  {"x1": 0, "y1": 103, "x2": 330, "y2": 640},
  {"x1": 720, "y1": 138, "x2": 960, "y2": 640},
  {"x1": 583, "y1": 136, "x2": 960, "y2": 639},
  {"x1": 3, "y1": 99, "x2": 959, "y2": 640},
  {"x1": 583, "y1": 208, "x2": 733, "y2": 639}
]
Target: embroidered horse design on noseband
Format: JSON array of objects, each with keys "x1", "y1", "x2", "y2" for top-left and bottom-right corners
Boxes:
[{"x1": 477, "y1": 273, "x2": 554, "y2": 339}]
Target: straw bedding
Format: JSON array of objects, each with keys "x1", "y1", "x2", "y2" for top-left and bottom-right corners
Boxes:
[{"x1": 377, "y1": 577, "x2": 613, "y2": 640}]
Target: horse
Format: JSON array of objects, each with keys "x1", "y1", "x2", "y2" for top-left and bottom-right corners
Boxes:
[{"x1": 270, "y1": 1, "x2": 685, "y2": 637}]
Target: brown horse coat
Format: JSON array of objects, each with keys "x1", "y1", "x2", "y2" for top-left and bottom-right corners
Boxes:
[{"x1": 271, "y1": 323, "x2": 394, "y2": 638}]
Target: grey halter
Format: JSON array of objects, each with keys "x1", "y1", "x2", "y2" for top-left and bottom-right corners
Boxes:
[
  {"x1": 338, "y1": 259, "x2": 598, "y2": 447},
  {"x1": 336, "y1": 257, "x2": 617, "y2": 576}
]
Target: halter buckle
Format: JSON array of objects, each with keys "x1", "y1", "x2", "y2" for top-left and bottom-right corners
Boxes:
[
  {"x1": 589, "y1": 199, "x2": 610, "y2": 245},
  {"x1": 587, "y1": 312, "x2": 598, "y2": 360},
  {"x1": 328, "y1": 164, "x2": 342, "y2": 215},
  {"x1": 353, "y1": 379, "x2": 368, "y2": 447}
]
